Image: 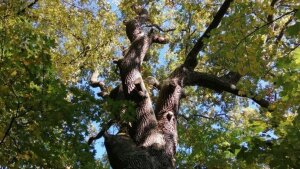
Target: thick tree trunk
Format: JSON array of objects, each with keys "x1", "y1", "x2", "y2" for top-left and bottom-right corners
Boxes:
[
  {"x1": 103, "y1": 11, "x2": 175, "y2": 169},
  {"x1": 88, "y1": 1, "x2": 272, "y2": 168}
]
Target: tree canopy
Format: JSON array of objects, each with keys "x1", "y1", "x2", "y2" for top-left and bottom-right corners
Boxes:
[{"x1": 0, "y1": 0, "x2": 299, "y2": 168}]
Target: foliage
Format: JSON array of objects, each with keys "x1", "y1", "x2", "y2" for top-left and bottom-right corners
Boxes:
[{"x1": 0, "y1": 0, "x2": 299, "y2": 168}]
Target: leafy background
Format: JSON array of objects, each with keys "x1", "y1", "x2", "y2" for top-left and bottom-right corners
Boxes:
[{"x1": 0, "y1": 0, "x2": 299, "y2": 168}]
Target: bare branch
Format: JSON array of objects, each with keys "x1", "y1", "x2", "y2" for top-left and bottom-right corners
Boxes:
[
  {"x1": 184, "y1": 71, "x2": 271, "y2": 109},
  {"x1": 90, "y1": 70, "x2": 103, "y2": 88},
  {"x1": 183, "y1": 0, "x2": 233, "y2": 70},
  {"x1": 285, "y1": 43, "x2": 300, "y2": 57}
]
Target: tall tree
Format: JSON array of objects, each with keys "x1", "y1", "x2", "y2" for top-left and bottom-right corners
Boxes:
[
  {"x1": 88, "y1": 0, "x2": 299, "y2": 168},
  {"x1": 0, "y1": 0, "x2": 299, "y2": 168}
]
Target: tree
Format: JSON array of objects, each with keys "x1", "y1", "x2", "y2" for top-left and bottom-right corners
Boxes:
[{"x1": 0, "y1": 0, "x2": 299, "y2": 168}]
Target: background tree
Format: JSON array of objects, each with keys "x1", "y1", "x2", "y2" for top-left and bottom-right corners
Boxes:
[{"x1": 0, "y1": 0, "x2": 299, "y2": 168}]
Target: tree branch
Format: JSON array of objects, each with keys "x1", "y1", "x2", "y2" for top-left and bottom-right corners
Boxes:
[
  {"x1": 267, "y1": 0, "x2": 279, "y2": 23},
  {"x1": 0, "y1": 117, "x2": 15, "y2": 145},
  {"x1": 184, "y1": 71, "x2": 270, "y2": 108},
  {"x1": 235, "y1": 9, "x2": 297, "y2": 48},
  {"x1": 275, "y1": 15, "x2": 294, "y2": 44},
  {"x1": 89, "y1": 70, "x2": 108, "y2": 97},
  {"x1": 183, "y1": 0, "x2": 233, "y2": 70},
  {"x1": 0, "y1": 85, "x2": 22, "y2": 145},
  {"x1": 220, "y1": 71, "x2": 242, "y2": 85},
  {"x1": 88, "y1": 120, "x2": 114, "y2": 145},
  {"x1": 145, "y1": 76, "x2": 161, "y2": 90},
  {"x1": 17, "y1": 0, "x2": 38, "y2": 15},
  {"x1": 145, "y1": 24, "x2": 176, "y2": 32},
  {"x1": 152, "y1": 34, "x2": 169, "y2": 44}
]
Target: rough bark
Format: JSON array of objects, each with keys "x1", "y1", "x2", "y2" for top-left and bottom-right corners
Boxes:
[
  {"x1": 88, "y1": 1, "x2": 273, "y2": 168},
  {"x1": 102, "y1": 8, "x2": 174, "y2": 169}
]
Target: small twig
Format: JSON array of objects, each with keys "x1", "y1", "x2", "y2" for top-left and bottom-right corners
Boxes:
[
  {"x1": 235, "y1": 10, "x2": 297, "y2": 48},
  {"x1": 285, "y1": 43, "x2": 300, "y2": 57},
  {"x1": 0, "y1": 117, "x2": 16, "y2": 145},
  {"x1": 0, "y1": 84, "x2": 24, "y2": 145}
]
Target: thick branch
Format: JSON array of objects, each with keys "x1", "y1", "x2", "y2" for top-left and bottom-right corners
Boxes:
[
  {"x1": 184, "y1": 71, "x2": 270, "y2": 108},
  {"x1": 220, "y1": 71, "x2": 242, "y2": 85},
  {"x1": 183, "y1": 0, "x2": 233, "y2": 70}
]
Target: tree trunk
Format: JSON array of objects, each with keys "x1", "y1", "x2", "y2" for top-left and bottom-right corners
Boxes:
[
  {"x1": 103, "y1": 10, "x2": 177, "y2": 168},
  {"x1": 87, "y1": 1, "x2": 272, "y2": 168}
]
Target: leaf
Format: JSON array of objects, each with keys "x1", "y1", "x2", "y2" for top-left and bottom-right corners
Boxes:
[{"x1": 287, "y1": 22, "x2": 300, "y2": 36}]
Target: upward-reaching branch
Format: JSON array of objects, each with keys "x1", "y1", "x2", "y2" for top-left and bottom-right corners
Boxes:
[
  {"x1": 183, "y1": 0, "x2": 233, "y2": 70},
  {"x1": 103, "y1": 6, "x2": 177, "y2": 168}
]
